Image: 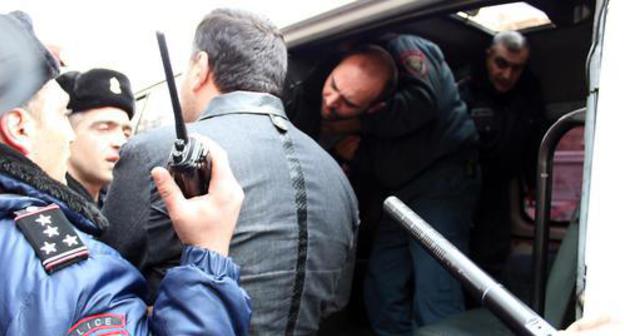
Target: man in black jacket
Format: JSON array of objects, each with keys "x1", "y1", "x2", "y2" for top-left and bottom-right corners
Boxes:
[
  {"x1": 458, "y1": 31, "x2": 547, "y2": 279},
  {"x1": 57, "y1": 69, "x2": 134, "y2": 207}
]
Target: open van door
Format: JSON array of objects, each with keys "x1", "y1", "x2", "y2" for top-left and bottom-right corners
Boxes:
[
  {"x1": 282, "y1": 1, "x2": 595, "y2": 334},
  {"x1": 579, "y1": 0, "x2": 624, "y2": 320}
]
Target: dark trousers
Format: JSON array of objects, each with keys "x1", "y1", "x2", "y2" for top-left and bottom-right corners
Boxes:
[
  {"x1": 471, "y1": 176, "x2": 512, "y2": 279},
  {"x1": 364, "y1": 151, "x2": 481, "y2": 335}
]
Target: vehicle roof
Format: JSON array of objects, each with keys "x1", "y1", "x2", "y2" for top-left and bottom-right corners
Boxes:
[{"x1": 283, "y1": 0, "x2": 594, "y2": 50}]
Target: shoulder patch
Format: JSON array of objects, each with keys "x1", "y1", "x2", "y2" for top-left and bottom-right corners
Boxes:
[
  {"x1": 15, "y1": 204, "x2": 89, "y2": 274},
  {"x1": 67, "y1": 313, "x2": 127, "y2": 336},
  {"x1": 400, "y1": 49, "x2": 428, "y2": 78}
]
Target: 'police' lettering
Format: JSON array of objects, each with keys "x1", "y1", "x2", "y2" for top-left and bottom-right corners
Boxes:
[{"x1": 66, "y1": 313, "x2": 126, "y2": 336}]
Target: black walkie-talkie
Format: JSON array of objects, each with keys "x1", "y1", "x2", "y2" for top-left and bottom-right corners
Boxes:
[{"x1": 156, "y1": 31, "x2": 211, "y2": 198}]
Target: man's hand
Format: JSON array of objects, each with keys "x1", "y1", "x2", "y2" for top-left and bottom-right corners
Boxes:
[
  {"x1": 321, "y1": 118, "x2": 362, "y2": 135},
  {"x1": 151, "y1": 135, "x2": 244, "y2": 257},
  {"x1": 333, "y1": 135, "x2": 361, "y2": 162}
]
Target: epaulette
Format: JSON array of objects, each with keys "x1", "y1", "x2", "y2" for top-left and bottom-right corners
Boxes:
[{"x1": 15, "y1": 204, "x2": 89, "y2": 274}]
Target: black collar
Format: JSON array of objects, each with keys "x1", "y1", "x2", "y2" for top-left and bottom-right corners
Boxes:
[
  {"x1": 66, "y1": 173, "x2": 95, "y2": 203},
  {"x1": 66, "y1": 173, "x2": 106, "y2": 209},
  {"x1": 0, "y1": 143, "x2": 107, "y2": 236},
  {"x1": 198, "y1": 91, "x2": 287, "y2": 121}
]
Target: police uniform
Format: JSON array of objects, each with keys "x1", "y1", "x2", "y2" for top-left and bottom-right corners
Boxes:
[
  {"x1": 0, "y1": 143, "x2": 252, "y2": 335},
  {"x1": 353, "y1": 35, "x2": 481, "y2": 334},
  {"x1": 458, "y1": 61, "x2": 547, "y2": 278},
  {"x1": 66, "y1": 172, "x2": 107, "y2": 208},
  {"x1": 0, "y1": 12, "x2": 251, "y2": 335},
  {"x1": 57, "y1": 69, "x2": 135, "y2": 209}
]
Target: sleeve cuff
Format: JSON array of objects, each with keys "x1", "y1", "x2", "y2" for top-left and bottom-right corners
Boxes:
[{"x1": 181, "y1": 246, "x2": 241, "y2": 282}]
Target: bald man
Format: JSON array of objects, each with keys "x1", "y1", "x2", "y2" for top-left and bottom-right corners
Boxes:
[{"x1": 287, "y1": 35, "x2": 481, "y2": 334}]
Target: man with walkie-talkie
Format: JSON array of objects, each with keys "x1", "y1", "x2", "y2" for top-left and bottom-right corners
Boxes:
[
  {"x1": 0, "y1": 11, "x2": 250, "y2": 335},
  {"x1": 103, "y1": 8, "x2": 359, "y2": 335}
]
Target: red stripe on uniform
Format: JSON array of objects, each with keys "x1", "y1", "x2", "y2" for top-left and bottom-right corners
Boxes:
[
  {"x1": 66, "y1": 313, "x2": 126, "y2": 335},
  {"x1": 14, "y1": 204, "x2": 60, "y2": 220},
  {"x1": 44, "y1": 250, "x2": 89, "y2": 271}
]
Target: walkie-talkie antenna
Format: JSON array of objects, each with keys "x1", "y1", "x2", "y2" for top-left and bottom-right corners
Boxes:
[{"x1": 156, "y1": 31, "x2": 188, "y2": 143}]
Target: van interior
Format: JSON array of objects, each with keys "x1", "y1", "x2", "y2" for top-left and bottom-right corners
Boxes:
[{"x1": 281, "y1": 1, "x2": 594, "y2": 334}]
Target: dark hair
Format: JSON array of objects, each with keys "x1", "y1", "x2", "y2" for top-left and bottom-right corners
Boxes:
[
  {"x1": 192, "y1": 8, "x2": 287, "y2": 97},
  {"x1": 346, "y1": 45, "x2": 398, "y2": 102}
]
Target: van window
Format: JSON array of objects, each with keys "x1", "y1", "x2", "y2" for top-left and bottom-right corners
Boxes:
[
  {"x1": 456, "y1": 2, "x2": 552, "y2": 33},
  {"x1": 524, "y1": 126, "x2": 585, "y2": 223}
]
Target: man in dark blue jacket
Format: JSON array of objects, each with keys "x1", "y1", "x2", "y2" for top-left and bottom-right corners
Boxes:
[
  {"x1": 298, "y1": 36, "x2": 481, "y2": 334},
  {"x1": 0, "y1": 11, "x2": 250, "y2": 335}
]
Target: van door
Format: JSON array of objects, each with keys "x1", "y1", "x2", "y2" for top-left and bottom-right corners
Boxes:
[{"x1": 579, "y1": 0, "x2": 624, "y2": 319}]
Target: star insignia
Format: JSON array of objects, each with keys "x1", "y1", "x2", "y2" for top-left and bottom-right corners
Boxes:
[
  {"x1": 16, "y1": 204, "x2": 90, "y2": 274},
  {"x1": 41, "y1": 241, "x2": 57, "y2": 255},
  {"x1": 63, "y1": 234, "x2": 79, "y2": 247},
  {"x1": 43, "y1": 226, "x2": 59, "y2": 238},
  {"x1": 35, "y1": 214, "x2": 52, "y2": 226}
]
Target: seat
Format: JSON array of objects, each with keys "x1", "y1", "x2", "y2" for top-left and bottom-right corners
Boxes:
[{"x1": 414, "y1": 218, "x2": 579, "y2": 335}]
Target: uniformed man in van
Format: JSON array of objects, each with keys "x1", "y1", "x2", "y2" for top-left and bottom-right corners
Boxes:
[
  {"x1": 458, "y1": 31, "x2": 547, "y2": 279},
  {"x1": 303, "y1": 35, "x2": 481, "y2": 334}
]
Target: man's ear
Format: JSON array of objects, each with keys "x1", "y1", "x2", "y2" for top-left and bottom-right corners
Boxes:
[
  {"x1": 0, "y1": 109, "x2": 36, "y2": 155},
  {"x1": 190, "y1": 51, "x2": 211, "y2": 92}
]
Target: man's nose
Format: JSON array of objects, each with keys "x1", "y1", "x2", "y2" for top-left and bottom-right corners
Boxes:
[
  {"x1": 500, "y1": 67, "x2": 512, "y2": 80},
  {"x1": 111, "y1": 132, "x2": 127, "y2": 149},
  {"x1": 325, "y1": 92, "x2": 340, "y2": 108}
]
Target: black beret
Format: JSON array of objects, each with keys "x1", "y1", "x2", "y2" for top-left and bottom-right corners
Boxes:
[
  {"x1": 57, "y1": 68, "x2": 135, "y2": 119},
  {"x1": 56, "y1": 71, "x2": 80, "y2": 93},
  {"x1": 0, "y1": 11, "x2": 60, "y2": 114}
]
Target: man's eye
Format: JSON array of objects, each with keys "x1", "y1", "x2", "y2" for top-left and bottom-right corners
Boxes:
[
  {"x1": 344, "y1": 101, "x2": 357, "y2": 109},
  {"x1": 494, "y1": 58, "x2": 507, "y2": 69},
  {"x1": 95, "y1": 123, "x2": 111, "y2": 131}
]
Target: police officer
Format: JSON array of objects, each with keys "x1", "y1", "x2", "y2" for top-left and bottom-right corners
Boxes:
[
  {"x1": 458, "y1": 31, "x2": 547, "y2": 279},
  {"x1": 304, "y1": 35, "x2": 481, "y2": 334},
  {"x1": 56, "y1": 69, "x2": 134, "y2": 207},
  {"x1": 0, "y1": 11, "x2": 250, "y2": 335}
]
